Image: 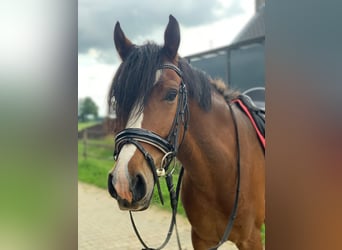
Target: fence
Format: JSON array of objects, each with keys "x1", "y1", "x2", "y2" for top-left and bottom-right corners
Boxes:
[{"x1": 81, "y1": 129, "x2": 114, "y2": 161}]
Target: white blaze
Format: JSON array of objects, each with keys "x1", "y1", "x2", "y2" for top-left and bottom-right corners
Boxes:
[
  {"x1": 113, "y1": 105, "x2": 144, "y2": 202},
  {"x1": 119, "y1": 105, "x2": 144, "y2": 161},
  {"x1": 154, "y1": 69, "x2": 162, "y2": 85},
  {"x1": 116, "y1": 68, "x2": 161, "y2": 168}
]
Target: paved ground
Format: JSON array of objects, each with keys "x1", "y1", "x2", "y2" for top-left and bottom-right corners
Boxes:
[{"x1": 78, "y1": 182, "x2": 238, "y2": 250}]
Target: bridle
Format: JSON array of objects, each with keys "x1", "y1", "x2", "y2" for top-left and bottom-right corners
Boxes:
[
  {"x1": 113, "y1": 63, "x2": 189, "y2": 249},
  {"x1": 113, "y1": 63, "x2": 189, "y2": 205}
]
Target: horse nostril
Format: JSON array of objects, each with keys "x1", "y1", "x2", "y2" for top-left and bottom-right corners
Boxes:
[
  {"x1": 108, "y1": 174, "x2": 118, "y2": 199},
  {"x1": 131, "y1": 174, "x2": 146, "y2": 202}
]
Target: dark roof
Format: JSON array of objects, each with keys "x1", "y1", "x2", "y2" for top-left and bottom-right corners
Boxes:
[{"x1": 231, "y1": 4, "x2": 265, "y2": 46}]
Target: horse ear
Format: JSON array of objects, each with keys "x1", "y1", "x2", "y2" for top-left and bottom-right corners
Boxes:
[
  {"x1": 163, "y1": 15, "x2": 180, "y2": 60},
  {"x1": 114, "y1": 22, "x2": 134, "y2": 61}
]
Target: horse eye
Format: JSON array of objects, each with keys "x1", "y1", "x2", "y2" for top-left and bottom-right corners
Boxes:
[{"x1": 164, "y1": 89, "x2": 178, "y2": 102}]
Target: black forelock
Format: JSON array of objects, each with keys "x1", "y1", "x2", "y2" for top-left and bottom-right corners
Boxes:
[{"x1": 109, "y1": 43, "x2": 163, "y2": 125}]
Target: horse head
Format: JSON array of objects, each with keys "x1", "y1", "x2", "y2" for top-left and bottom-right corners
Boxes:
[{"x1": 108, "y1": 15, "x2": 186, "y2": 211}]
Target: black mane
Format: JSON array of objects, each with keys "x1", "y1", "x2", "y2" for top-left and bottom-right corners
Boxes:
[
  {"x1": 178, "y1": 58, "x2": 212, "y2": 111},
  {"x1": 109, "y1": 42, "x2": 216, "y2": 125}
]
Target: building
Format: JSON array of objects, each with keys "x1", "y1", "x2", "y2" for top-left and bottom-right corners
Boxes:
[{"x1": 185, "y1": 3, "x2": 265, "y2": 107}]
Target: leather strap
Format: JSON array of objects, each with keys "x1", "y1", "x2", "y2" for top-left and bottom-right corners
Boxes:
[{"x1": 209, "y1": 103, "x2": 241, "y2": 250}]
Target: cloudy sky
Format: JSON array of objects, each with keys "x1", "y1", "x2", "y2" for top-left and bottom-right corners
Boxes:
[{"x1": 78, "y1": 0, "x2": 255, "y2": 116}]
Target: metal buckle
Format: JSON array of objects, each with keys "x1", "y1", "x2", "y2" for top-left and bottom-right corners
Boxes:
[{"x1": 156, "y1": 168, "x2": 166, "y2": 177}]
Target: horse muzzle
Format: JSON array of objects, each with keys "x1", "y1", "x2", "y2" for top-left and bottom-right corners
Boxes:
[{"x1": 108, "y1": 172, "x2": 152, "y2": 211}]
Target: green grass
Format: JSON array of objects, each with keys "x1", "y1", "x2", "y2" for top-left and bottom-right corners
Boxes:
[
  {"x1": 78, "y1": 121, "x2": 100, "y2": 131},
  {"x1": 78, "y1": 158, "x2": 110, "y2": 189},
  {"x1": 261, "y1": 223, "x2": 265, "y2": 245},
  {"x1": 78, "y1": 136, "x2": 113, "y2": 188}
]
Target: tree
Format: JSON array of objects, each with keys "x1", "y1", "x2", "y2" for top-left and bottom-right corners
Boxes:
[{"x1": 79, "y1": 97, "x2": 99, "y2": 121}]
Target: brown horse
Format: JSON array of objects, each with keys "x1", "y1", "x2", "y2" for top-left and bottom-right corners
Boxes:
[{"x1": 108, "y1": 15, "x2": 265, "y2": 250}]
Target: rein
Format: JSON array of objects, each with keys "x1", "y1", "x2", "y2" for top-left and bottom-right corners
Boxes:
[
  {"x1": 113, "y1": 63, "x2": 189, "y2": 250},
  {"x1": 209, "y1": 102, "x2": 241, "y2": 250}
]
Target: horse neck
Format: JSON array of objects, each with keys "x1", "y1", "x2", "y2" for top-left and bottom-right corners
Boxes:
[{"x1": 177, "y1": 92, "x2": 240, "y2": 183}]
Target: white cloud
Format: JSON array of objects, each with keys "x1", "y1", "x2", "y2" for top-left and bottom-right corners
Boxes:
[
  {"x1": 78, "y1": 54, "x2": 118, "y2": 116},
  {"x1": 180, "y1": 13, "x2": 254, "y2": 56}
]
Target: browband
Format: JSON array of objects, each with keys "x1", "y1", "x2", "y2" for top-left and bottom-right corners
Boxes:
[{"x1": 114, "y1": 128, "x2": 175, "y2": 160}]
